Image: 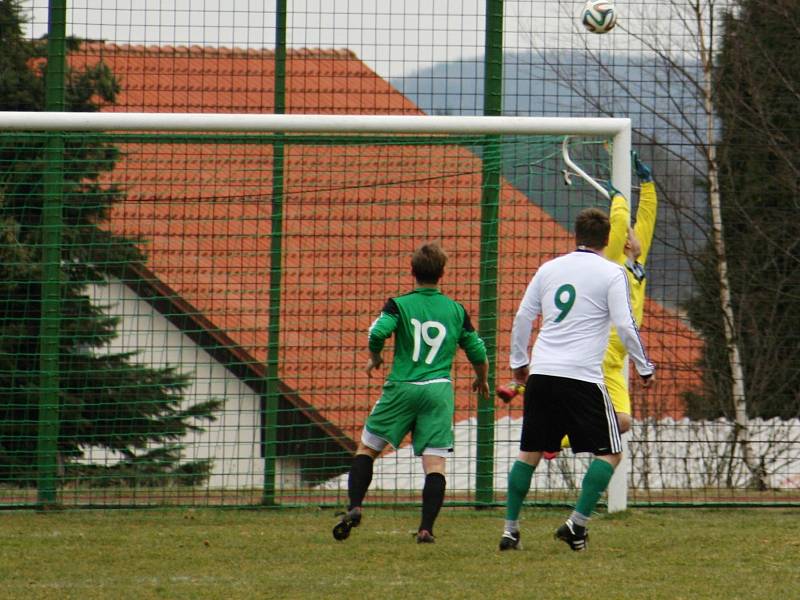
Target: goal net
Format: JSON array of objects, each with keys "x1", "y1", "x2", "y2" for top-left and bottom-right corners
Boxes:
[{"x1": 0, "y1": 112, "x2": 699, "y2": 509}]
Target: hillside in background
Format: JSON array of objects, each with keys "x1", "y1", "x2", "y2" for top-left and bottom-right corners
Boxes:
[{"x1": 392, "y1": 51, "x2": 709, "y2": 308}]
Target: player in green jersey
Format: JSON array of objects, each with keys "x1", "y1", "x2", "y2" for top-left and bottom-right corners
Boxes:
[{"x1": 333, "y1": 243, "x2": 489, "y2": 544}]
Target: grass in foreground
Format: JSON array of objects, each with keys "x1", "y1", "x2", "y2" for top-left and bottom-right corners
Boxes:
[{"x1": 0, "y1": 506, "x2": 797, "y2": 599}]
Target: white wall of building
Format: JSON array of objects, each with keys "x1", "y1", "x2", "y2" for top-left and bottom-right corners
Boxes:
[
  {"x1": 85, "y1": 279, "x2": 294, "y2": 490},
  {"x1": 320, "y1": 416, "x2": 800, "y2": 493}
]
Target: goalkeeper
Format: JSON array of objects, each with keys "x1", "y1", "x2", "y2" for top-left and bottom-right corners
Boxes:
[
  {"x1": 546, "y1": 151, "x2": 657, "y2": 458},
  {"x1": 603, "y1": 152, "x2": 657, "y2": 434}
]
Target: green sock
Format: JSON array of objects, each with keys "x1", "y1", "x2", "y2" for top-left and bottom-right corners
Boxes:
[
  {"x1": 505, "y1": 460, "x2": 535, "y2": 522},
  {"x1": 575, "y1": 459, "x2": 615, "y2": 518}
]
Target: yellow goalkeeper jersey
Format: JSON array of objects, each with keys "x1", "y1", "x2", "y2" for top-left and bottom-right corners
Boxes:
[{"x1": 602, "y1": 181, "x2": 657, "y2": 407}]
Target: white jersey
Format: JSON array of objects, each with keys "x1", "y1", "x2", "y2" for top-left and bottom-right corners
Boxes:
[{"x1": 510, "y1": 249, "x2": 654, "y2": 384}]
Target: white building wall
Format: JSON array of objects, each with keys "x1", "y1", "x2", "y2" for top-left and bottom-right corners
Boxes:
[
  {"x1": 319, "y1": 416, "x2": 800, "y2": 493},
  {"x1": 85, "y1": 279, "x2": 293, "y2": 490}
]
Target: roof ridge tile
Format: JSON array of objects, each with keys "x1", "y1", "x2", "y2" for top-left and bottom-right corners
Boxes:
[{"x1": 79, "y1": 40, "x2": 356, "y2": 61}]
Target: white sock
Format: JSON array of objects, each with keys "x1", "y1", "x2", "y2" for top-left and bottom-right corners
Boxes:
[{"x1": 504, "y1": 519, "x2": 520, "y2": 533}]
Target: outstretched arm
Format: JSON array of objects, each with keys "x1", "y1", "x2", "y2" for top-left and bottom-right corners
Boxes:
[
  {"x1": 605, "y1": 186, "x2": 630, "y2": 265},
  {"x1": 632, "y1": 153, "x2": 658, "y2": 265}
]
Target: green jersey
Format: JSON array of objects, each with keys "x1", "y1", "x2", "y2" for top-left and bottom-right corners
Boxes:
[{"x1": 368, "y1": 287, "x2": 487, "y2": 383}]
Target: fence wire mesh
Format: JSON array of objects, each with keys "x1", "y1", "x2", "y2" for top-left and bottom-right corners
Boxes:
[{"x1": 1, "y1": 0, "x2": 797, "y2": 507}]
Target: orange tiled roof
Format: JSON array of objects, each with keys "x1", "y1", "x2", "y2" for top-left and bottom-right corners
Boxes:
[
  {"x1": 73, "y1": 43, "x2": 700, "y2": 444},
  {"x1": 70, "y1": 43, "x2": 421, "y2": 115}
]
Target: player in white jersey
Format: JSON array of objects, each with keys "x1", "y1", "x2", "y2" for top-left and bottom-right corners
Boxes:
[{"x1": 498, "y1": 207, "x2": 655, "y2": 552}]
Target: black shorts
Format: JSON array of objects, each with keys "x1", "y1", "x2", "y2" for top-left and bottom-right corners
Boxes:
[{"x1": 519, "y1": 374, "x2": 622, "y2": 455}]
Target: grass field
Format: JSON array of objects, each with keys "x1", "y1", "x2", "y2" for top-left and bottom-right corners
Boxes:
[{"x1": 0, "y1": 506, "x2": 797, "y2": 599}]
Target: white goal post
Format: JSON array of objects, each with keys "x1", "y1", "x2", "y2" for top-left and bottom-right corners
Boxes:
[{"x1": 0, "y1": 111, "x2": 632, "y2": 511}]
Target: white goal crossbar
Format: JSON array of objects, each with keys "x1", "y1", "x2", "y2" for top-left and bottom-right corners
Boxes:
[{"x1": 0, "y1": 111, "x2": 632, "y2": 204}]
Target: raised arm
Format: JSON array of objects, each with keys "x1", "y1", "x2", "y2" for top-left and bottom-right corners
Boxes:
[
  {"x1": 605, "y1": 188, "x2": 630, "y2": 265},
  {"x1": 632, "y1": 153, "x2": 658, "y2": 265}
]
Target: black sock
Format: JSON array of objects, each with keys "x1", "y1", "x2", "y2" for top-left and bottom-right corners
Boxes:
[
  {"x1": 419, "y1": 472, "x2": 446, "y2": 534},
  {"x1": 347, "y1": 454, "x2": 374, "y2": 510}
]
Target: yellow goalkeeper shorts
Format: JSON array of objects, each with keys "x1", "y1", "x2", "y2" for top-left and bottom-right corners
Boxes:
[{"x1": 604, "y1": 368, "x2": 631, "y2": 415}]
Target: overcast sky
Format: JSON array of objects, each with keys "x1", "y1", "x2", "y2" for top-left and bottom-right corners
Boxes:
[
  {"x1": 22, "y1": 0, "x2": 668, "y2": 79},
  {"x1": 22, "y1": 0, "x2": 726, "y2": 84}
]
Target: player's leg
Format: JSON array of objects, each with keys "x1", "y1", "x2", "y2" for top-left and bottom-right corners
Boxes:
[
  {"x1": 348, "y1": 442, "x2": 380, "y2": 513},
  {"x1": 573, "y1": 452, "x2": 621, "y2": 523},
  {"x1": 333, "y1": 440, "x2": 380, "y2": 541},
  {"x1": 499, "y1": 450, "x2": 539, "y2": 550},
  {"x1": 555, "y1": 454, "x2": 621, "y2": 552},
  {"x1": 556, "y1": 379, "x2": 622, "y2": 551},
  {"x1": 416, "y1": 453, "x2": 447, "y2": 543},
  {"x1": 605, "y1": 368, "x2": 632, "y2": 434},
  {"x1": 616, "y1": 412, "x2": 632, "y2": 434},
  {"x1": 500, "y1": 375, "x2": 563, "y2": 550},
  {"x1": 333, "y1": 382, "x2": 414, "y2": 541},
  {"x1": 410, "y1": 382, "x2": 454, "y2": 543}
]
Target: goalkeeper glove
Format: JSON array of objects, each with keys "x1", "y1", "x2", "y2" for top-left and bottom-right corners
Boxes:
[
  {"x1": 604, "y1": 179, "x2": 624, "y2": 200},
  {"x1": 496, "y1": 381, "x2": 525, "y2": 403},
  {"x1": 632, "y1": 151, "x2": 653, "y2": 182}
]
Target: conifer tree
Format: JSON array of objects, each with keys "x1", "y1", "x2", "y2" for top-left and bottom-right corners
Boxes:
[
  {"x1": 0, "y1": 0, "x2": 222, "y2": 486},
  {"x1": 686, "y1": 0, "x2": 800, "y2": 419}
]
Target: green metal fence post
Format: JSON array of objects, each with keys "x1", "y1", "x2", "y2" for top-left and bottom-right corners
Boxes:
[
  {"x1": 37, "y1": 0, "x2": 67, "y2": 508},
  {"x1": 263, "y1": 0, "x2": 287, "y2": 505},
  {"x1": 476, "y1": 0, "x2": 504, "y2": 506}
]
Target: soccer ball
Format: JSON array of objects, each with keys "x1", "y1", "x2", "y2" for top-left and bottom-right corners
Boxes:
[{"x1": 581, "y1": 0, "x2": 617, "y2": 34}]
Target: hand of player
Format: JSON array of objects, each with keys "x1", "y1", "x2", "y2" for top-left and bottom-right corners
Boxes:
[
  {"x1": 496, "y1": 381, "x2": 524, "y2": 403},
  {"x1": 365, "y1": 353, "x2": 384, "y2": 377},
  {"x1": 473, "y1": 377, "x2": 490, "y2": 399},
  {"x1": 497, "y1": 366, "x2": 529, "y2": 402},
  {"x1": 512, "y1": 365, "x2": 529, "y2": 385},
  {"x1": 632, "y1": 151, "x2": 653, "y2": 182},
  {"x1": 639, "y1": 371, "x2": 656, "y2": 388},
  {"x1": 604, "y1": 179, "x2": 624, "y2": 200}
]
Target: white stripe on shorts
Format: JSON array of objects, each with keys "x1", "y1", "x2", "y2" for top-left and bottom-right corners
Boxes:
[
  {"x1": 598, "y1": 383, "x2": 622, "y2": 454},
  {"x1": 411, "y1": 378, "x2": 451, "y2": 385},
  {"x1": 361, "y1": 427, "x2": 390, "y2": 452},
  {"x1": 421, "y1": 446, "x2": 453, "y2": 457}
]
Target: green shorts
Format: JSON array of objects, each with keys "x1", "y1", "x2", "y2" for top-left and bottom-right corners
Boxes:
[{"x1": 364, "y1": 380, "x2": 454, "y2": 456}]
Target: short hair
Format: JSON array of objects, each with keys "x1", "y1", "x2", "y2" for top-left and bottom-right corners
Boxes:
[
  {"x1": 411, "y1": 243, "x2": 447, "y2": 284},
  {"x1": 574, "y1": 207, "x2": 610, "y2": 249}
]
